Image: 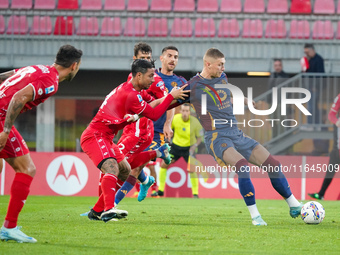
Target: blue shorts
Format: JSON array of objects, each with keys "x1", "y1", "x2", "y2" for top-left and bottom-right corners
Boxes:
[
  {"x1": 205, "y1": 128, "x2": 259, "y2": 164},
  {"x1": 145, "y1": 132, "x2": 165, "y2": 151}
]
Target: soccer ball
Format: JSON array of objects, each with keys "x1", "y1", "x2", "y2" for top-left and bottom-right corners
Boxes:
[{"x1": 300, "y1": 201, "x2": 325, "y2": 224}]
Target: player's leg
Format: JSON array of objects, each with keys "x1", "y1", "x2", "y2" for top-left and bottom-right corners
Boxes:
[
  {"x1": 148, "y1": 163, "x2": 158, "y2": 195},
  {"x1": 186, "y1": 152, "x2": 198, "y2": 198}
]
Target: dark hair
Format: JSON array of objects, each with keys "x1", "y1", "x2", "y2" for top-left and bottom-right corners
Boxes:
[
  {"x1": 134, "y1": 42, "x2": 152, "y2": 57},
  {"x1": 131, "y1": 59, "x2": 154, "y2": 77},
  {"x1": 182, "y1": 103, "x2": 190, "y2": 107},
  {"x1": 304, "y1": 43, "x2": 314, "y2": 50},
  {"x1": 204, "y1": 48, "x2": 224, "y2": 59},
  {"x1": 55, "y1": 45, "x2": 82, "y2": 68},
  {"x1": 273, "y1": 58, "x2": 282, "y2": 63},
  {"x1": 162, "y1": 46, "x2": 179, "y2": 54}
]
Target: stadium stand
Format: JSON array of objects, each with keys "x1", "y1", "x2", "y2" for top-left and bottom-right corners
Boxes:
[
  {"x1": 312, "y1": 20, "x2": 334, "y2": 39},
  {"x1": 0, "y1": 15, "x2": 5, "y2": 34},
  {"x1": 127, "y1": 0, "x2": 149, "y2": 12},
  {"x1": 0, "y1": 0, "x2": 8, "y2": 9},
  {"x1": 170, "y1": 18, "x2": 192, "y2": 37},
  {"x1": 290, "y1": 0, "x2": 312, "y2": 14},
  {"x1": 81, "y1": 0, "x2": 102, "y2": 10},
  {"x1": 217, "y1": 18, "x2": 240, "y2": 38},
  {"x1": 173, "y1": 0, "x2": 195, "y2": 12},
  {"x1": 314, "y1": 0, "x2": 335, "y2": 14},
  {"x1": 147, "y1": 18, "x2": 168, "y2": 37},
  {"x1": 54, "y1": 16, "x2": 74, "y2": 35},
  {"x1": 104, "y1": 0, "x2": 125, "y2": 10},
  {"x1": 242, "y1": 19, "x2": 263, "y2": 38},
  {"x1": 265, "y1": 19, "x2": 286, "y2": 38},
  {"x1": 30, "y1": 16, "x2": 52, "y2": 35},
  {"x1": 7, "y1": 15, "x2": 29, "y2": 35},
  {"x1": 11, "y1": 0, "x2": 32, "y2": 9},
  {"x1": 124, "y1": 17, "x2": 145, "y2": 37},
  {"x1": 243, "y1": 0, "x2": 265, "y2": 13},
  {"x1": 337, "y1": 21, "x2": 340, "y2": 39},
  {"x1": 57, "y1": 0, "x2": 78, "y2": 10},
  {"x1": 220, "y1": 0, "x2": 242, "y2": 13},
  {"x1": 337, "y1": 0, "x2": 340, "y2": 13},
  {"x1": 289, "y1": 20, "x2": 310, "y2": 39},
  {"x1": 197, "y1": 0, "x2": 218, "y2": 13},
  {"x1": 34, "y1": 0, "x2": 55, "y2": 9},
  {"x1": 77, "y1": 17, "x2": 99, "y2": 36},
  {"x1": 100, "y1": 17, "x2": 122, "y2": 36},
  {"x1": 150, "y1": 0, "x2": 172, "y2": 12},
  {"x1": 195, "y1": 18, "x2": 215, "y2": 37},
  {"x1": 267, "y1": 0, "x2": 288, "y2": 14}
]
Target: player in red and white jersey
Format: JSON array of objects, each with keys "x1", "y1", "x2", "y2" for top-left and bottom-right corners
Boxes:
[
  {"x1": 80, "y1": 59, "x2": 188, "y2": 223},
  {"x1": 0, "y1": 45, "x2": 82, "y2": 243},
  {"x1": 309, "y1": 94, "x2": 340, "y2": 200}
]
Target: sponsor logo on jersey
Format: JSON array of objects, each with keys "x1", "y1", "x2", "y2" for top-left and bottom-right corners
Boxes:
[
  {"x1": 38, "y1": 88, "x2": 43, "y2": 95},
  {"x1": 137, "y1": 94, "x2": 143, "y2": 102},
  {"x1": 171, "y1": 82, "x2": 178, "y2": 87},
  {"x1": 156, "y1": 81, "x2": 164, "y2": 87},
  {"x1": 0, "y1": 91, "x2": 5, "y2": 99},
  {"x1": 45, "y1": 85, "x2": 55, "y2": 94},
  {"x1": 37, "y1": 65, "x2": 50, "y2": 74}
]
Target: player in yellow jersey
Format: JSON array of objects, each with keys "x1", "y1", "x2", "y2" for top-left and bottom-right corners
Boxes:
[{"x1": 153, "y1": 103, "x2": 203, "y2": 198}]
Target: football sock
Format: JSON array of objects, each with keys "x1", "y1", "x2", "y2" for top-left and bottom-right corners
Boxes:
[
  {"x1": 129, "y1": 151, "x2": 157, "y2": 169},
  {"x1": 190, "y1": 172, "x2": 199, "y2": 195},
  {"x1": 138, "y1": 170, "x2": 149, "y2": 184},
  {"x1": 158, "y1": 167, "x2": 167, "y2": 192},
  {"x1": 98, "y1": 172, "x2": 104, "y2": 196},
  {"x1": 114, "y1": 175, "x2": 137, "y2": 205},
  {"x1": 319, "y1": 151, "x2": 337, "y2": 196},
  {"x1": 285, "y1": 194, "x2": 301, "y2": 207},
  {"x1": 116, "y1": 179, "x2": 124, "y2": 189},
  {"x1": 135, "y1": 182, "x2": 141, "y2": 192},
  {"x1": 247, "y1": 204, "x2": 260, "y2": 219},
  {"x1": 101, "y1": 173, "x2": 118, "y2": 211},
  {"x1": 93, "y1": 194, "x2": 104, "y2": 212},
  {"x1": 151, "y1": 181, "x2": 158, "y2": 191},
  {"x1": 236, "y1": 159, "x2": 256, "y2": 206},
  {"x1": 4, "y1": 173, "x2": 33, "y2": 229}
]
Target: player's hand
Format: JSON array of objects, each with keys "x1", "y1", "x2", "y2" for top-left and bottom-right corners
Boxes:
[
  {"x1": 170, "y1": 84, "x2": 190, "y2": 101},
  {"x1": 124, "y1": 114, "x2": 140, "y2": 123},
  {"x1": 163, "y1": 124, "x2": 173, "y2": 140},
  {"x1": 0, "y1": 131, "x2": 9, "y2": 152}
]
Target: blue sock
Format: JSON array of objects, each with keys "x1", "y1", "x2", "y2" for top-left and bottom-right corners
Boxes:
[
  {"x1": 138, "y1": 170, "x2": 147, "y2": 183},
  {"x1": 267, "y1": 165, "x2": 292, "y2": 199},
  {"x1": 114, "y1": 175, "x2": 137, "y2": 205},
  {"x1": 237, "y1": 166, "x2": 256, "y2": 206}
]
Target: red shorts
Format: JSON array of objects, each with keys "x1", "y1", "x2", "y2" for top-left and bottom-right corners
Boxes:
[
  {"x1": 80, "y1": 126, "x2": 125, "y2": 168},
  {"x1": 0, "y1": 120, "x2": 29, "y2": 158}
]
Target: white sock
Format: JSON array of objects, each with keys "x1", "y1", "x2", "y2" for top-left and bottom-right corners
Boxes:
[
  {"x1": 142, "y1": 175, "x2": 149, "y2": 185},
  {"x1": 285, "y1": 194, "x2": 300, "y2": 207},
  {"x1": 247, "y1": 204, "x2": 260, "y2": 219},
  {"x1": 156, "y1": 150, "x2": 162, "y2": 158}
]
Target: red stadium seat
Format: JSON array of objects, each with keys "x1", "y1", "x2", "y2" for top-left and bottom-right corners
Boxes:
[
  {"x1": 77, "y1": 17, "x2": 99, "y2": 36},
  {"x1": 197, "y1": 0, "x2": 218, "y2": 13},
  {"x1": 312, "y1": 20, "x2": 334, "y2": 39},
  {"x1": 0, "y1": 0, "x2": 9, "y2": 9},
  {"x1": 81, "y1": 0, "x2": 102, "y2": 10},
  {"x1": 54, "y1": 16, "x2": 74, "y2": 35},
  {"x1": 336, "y1": 21, "x2": 340, "y2": 39},
  {"x1": 30, "y1": 16, "x2": 52, "y2": 35},
  {"x1": 104, "y1": 0, "x2": 125, "y2": 10},
  {"x1": 124, "y1": 17, "x2": 145, "y2": 37},
  {"x1": 314, "y1": 0, "x2": 335, "y2": 14},
  {"x1": 57, "y1": 0, "x2": 78, "y2": 10},
  {"x1": 244, "y1": 0, "x2": 265, "y2": 13},
  {"x1": 11, "y1": 0, "x2": 32, "y2": 9},
  {"x1": 195, "y1": 18, "x2": 215, "y2": 37},
  {"x1": 150, "y1": 0, "x2": 171, "y2": 12},
  {"x1": 338, "y1": 1, "x2": 340, "y2": 13},
  {"x1": 34, "y1": 0, "x2": 55, "y2": 9},
  {"x1": 242, "y1": 19, "x2": 263, "y2": 38},
  {"x1": 265, "y1": 19, "x2": 286, "y2": 38},
  {"x1": 289, "y1": 20, "x2": 310, "y2": 39},
  {"x1": 290, "y1": 0, "x2": 312, "y2": 14},
  {"x1": 218, "y1": 19, "x2": 240, "y2": 38},
  {"x1": 170, "y1": 18, "x2": 192, "y2": 37},
  {"x1": 220, "y1": 0, "x2": 241, "y2": 13},
  {"x1": 127, "y1": 0, "x2": 148, "y2": 11},
  {"x1": 7, "y1": 15, "x2": 28, "y2": 35},
  {"x1": 173, "y1": 0, "x2": 195, "y2": 12},
  {"x1": 148, "y1": 18, "x2": 168, "y2": 37},
  {"x1": 101, "y1": 17, "x2": 122, "y2": 36},
  {"x1": 267, "y1": 0, "x2": 288, "y2": 14},
  {"x1": 0, "y1": 15, "x2": 5, "y2": 34}
]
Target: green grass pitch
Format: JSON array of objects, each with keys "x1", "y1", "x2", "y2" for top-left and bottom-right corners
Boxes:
[{"x1": 0, "y1": 196, "x2": 339, "y2": 255}]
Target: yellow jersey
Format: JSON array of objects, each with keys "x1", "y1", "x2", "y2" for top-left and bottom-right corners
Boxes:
[{"x1": 171, "y1": 114, "x2": 203, "y2": 147}]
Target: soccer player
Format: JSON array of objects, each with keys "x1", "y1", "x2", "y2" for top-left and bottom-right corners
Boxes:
[
  {"x1": 159, "y1": 103, "x2": 203, "y2": 198},
  {"x1": 181, "y1": 48, "x2": 302, "y2": 225},
  {"x1": 80, "y1": 59, "x2": 188, "y2": 222},
  {"x1": 150, "y1": 46, "x2": 187, "y2": 197},
  {"x1": 0, "y1": 45, "x2": 82, "y2": 243},
  {"x1": 308, "y1": 94, "x2": 340, "y2": 200}
]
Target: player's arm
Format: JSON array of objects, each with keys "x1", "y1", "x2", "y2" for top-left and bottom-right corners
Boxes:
[
  {"x1": 0, "y1": 85, "x2": 34, "y2": 152},
  {"x1": 164, "y1": 109, "x2": 175, "y2": 140},
  {"x1": 328, "y1": 94, "x2": 340, "y2": 127},
  {"x1": 0, "y1": 70, "x2": 15, "y2": 83}
]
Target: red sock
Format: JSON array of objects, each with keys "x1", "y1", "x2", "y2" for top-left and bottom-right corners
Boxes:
[
  {"x1": 135, "y1": 182, "x2": 140, "y2": 192},
  {"x1": 101, "y1": 173, "x2": 118, "y2": 211},
  {"x1": 93, "y1": 194, "x2": 104, "y2": 212},
  {"x1": 98, "y1": 172, "x2": 104, "y2": 196},
  {"x1": 129, "y1": 151, "x2": 157, "y2": 169},
  {"x1": 151, "y1": 181, "x2": 158, "y2": 191},
  {"x1": 116, "y1": 179, "x2": 124, "y2": 189},
  {"x1": 4, "y1": 173, "x2": 33, "y2": 229}
]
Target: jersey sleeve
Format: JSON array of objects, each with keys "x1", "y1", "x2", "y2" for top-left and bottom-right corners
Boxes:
[
  {"x1": 126, "y1": 92, "x2": 148, "y2": 115},
  {"x1": 328, "y1": 94, "x2": 340, "y2": 124},
  {"x1": 30, "y1": 76, "x2": 57, "y2": 101},
  {"x1": 141, "y1": 90, "x2": 154, "y2": 103},
  {"x1": 147, "y1": 76, "x2": 168, "y2": 99}
]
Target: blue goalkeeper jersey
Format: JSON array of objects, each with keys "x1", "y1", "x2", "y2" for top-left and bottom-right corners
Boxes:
[{"x1": 154, "y1": 69, "x2": 187, "y2": 134}]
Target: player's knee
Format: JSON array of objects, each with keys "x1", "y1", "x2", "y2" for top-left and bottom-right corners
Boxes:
[
  {"x1": 118, "y1": 160, "x2": 131, "y2": 180},
  {"x1": 100, "y1": 158, "x2": 119, "y2": 176},
  {"x1": 27, "y1": 165, "x2": 36, "y2": 177}
]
